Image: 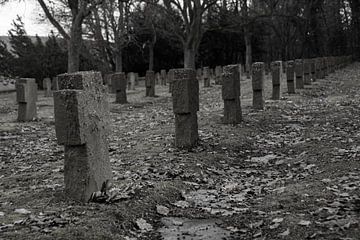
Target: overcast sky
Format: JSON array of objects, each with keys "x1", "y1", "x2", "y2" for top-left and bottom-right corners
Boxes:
[{"x1": 0, "y1": 0, "x2": 54, "y2": 36}]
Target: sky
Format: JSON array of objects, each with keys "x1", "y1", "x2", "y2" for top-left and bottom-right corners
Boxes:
[{"x1": 0, "y1": 0, "x2": 55, "y2": 36}]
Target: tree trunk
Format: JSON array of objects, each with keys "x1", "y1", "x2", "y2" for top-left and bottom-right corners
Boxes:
[
  {"x1": 115, "y1": 50, "x2": 123, "y2": 72},
  {"x1": 184, "y1": 48, "x2": 196, "y2": 69},
  {"x1": 244, "y1": 27, "x2": 252, "y2": 78},
  {"x1": 149, "y1": 42, "x2": 154, "y2": 71},
  {"x1": 68, "y1": 23, "x2": 82, "y2": 73}
]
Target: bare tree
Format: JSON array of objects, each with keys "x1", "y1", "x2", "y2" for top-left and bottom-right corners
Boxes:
[
  {"x1": 37, "y1": 0, "x2": 102, "y2": 73},
  {"x1": 160, "y1": 0, "x2": 217, "y2": 69}
]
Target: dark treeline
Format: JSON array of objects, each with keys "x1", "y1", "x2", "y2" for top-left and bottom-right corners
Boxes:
[{"x1": 0, "y1": 0, "x2": 358, "y2": 81}]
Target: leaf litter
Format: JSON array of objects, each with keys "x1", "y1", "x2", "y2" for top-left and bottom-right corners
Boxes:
[{"x1": 0, "y1": 66, "x2": 360, "y2": 239}]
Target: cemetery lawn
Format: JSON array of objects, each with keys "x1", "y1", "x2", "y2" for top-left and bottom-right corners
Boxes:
[{"x1": 1, "y1": 64, "x2": 360, "y2": 240}]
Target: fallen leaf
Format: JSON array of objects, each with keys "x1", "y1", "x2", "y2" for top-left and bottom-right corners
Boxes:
[
  {"x1": 136, "y1": 218, "x2": 153, "y2": 232},
  {"x1": 172, "y1": 200, "x2": 190, "y2": 208},
  {"x1": 272, "y1": 217, "x2": 284, "y2": 223},
  {"x1": 156, "y1": 205, "x2": 170, "y2": 216},
  {"x1": 14, "y1": 208, "x2": 31, "y2": 215},
  {"x1": 278, "y1": 228, "x2": 290, "y2": 236},
  {"x1": 298, "y1": 220, "x2": 311, "y2": 226}
]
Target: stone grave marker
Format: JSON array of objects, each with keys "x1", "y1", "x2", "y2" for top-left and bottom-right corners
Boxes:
[
  {"x1": 161, "y1": 70, "x2": 167, "y2": 85},
  {"x1": 286, "y1": 60, "x2": 295, "y2": 94},
  {"x1": 43, "y1": 78, "x2": 52, "y2": 97},
  {"x1": 252, "y1": 62, "x2": 265, "y2": 110},
  {"x1": 172, "y1": 69, "x2": 199, "y2": 148},
  {"x1": 303, "y1": 59, "x2": 311, "y2": 85},
  {"x1": 128, "y1": 72, "x2": 136, "y2": 90},
  {"x1": 271, "y1": 61, "x2": 282, "y2": 100},
  {"x1": 145, "y1": 70, "x2": 155, "y2": 97},
  {"x1": 310, "y1": 59, "x2": 316, "y2": 82},
  {"x1": 295, "y1": 59, "x2": 304, "y2": 89},
  {"x1": 53, "y1": 71, "x2": 112, "y2": 202},
  {"x1": 222, "y1": 65, "x2": 242, "y2": 124},
  {"x1": 112, "y1": 72, "x2": 128, "y2": 104},
  {"x1": 203, "y1": 67, "x2": 210, "y2": 87},
  {"x1": 16, "y1": 78, "x2": 37, "y2": 121}
]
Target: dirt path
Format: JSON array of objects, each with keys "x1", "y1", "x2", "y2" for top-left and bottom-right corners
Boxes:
[{"x1": 0, "y1": 64, "x2": 359, "y2": 240}]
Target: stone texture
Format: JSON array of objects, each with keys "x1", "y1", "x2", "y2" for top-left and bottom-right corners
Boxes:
[
  {"x1": 172, "y1": 69, "x2": 199, "y2": 148},
  {"x1": 222, "y1": 65, "x2": 242, "y2": 124},
  {"x1": 111, "y1": 72, "x2": 127, "y2": 104},
  {"x1": 303, "y1": 59, "x2": 311, "y2": 85},
  {"x1": 145, "y1": 70, "x2": 155, "y2": 97},
  {"x1": 295, "y1": 59, "x2": 304, "y2": 89},
  {"x1": 271, "y1": 61, "x2": 282, "y2": 100},
  {"x1": 16, "y1": 78, "x2": 37, "y2": 121},
  {"x1": 251, "y1": 62, "x2": 265, "y2": 109},
  {"x1": 203, "y1": 67, "x2": 210, "y2": 87},
  {"x1": 43, "y1": 78, "x2": 52, "y2": 97},
  {"x1": 172, "y1": 69, "x2": 199, "y2": 114},
  {"x1": 286, "y1": 60, "x2": 295, "y2": 94},
  {"x1": 53, "y1": 71, "x2": 112, "y2": 203}
]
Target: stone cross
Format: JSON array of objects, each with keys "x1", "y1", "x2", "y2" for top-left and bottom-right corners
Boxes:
[
  {"x1": 222, "y1": 65, "x2": 242, "y2": 124},
  {"x1": 160, "y1": 70, "x2": 167, "y2": 85},
  {"x1": 252, "y1": 62, "x2": 265, "y2": 110},
  {"x1": 145, "y1": 70, "x2": 155, "y2": 97},
  {"x1": 303, "y1": 59, "x2": 311, "y2": 85},
  {"x1": 286, "y1": 60, "x2": 295, "y2": 94},
  {"x1": 16, "y1": 78, "x2": 37, "y2": 121},
  {"x1": 271, "y1": 61, "x2": 282, "y2": 100},
  {"x1": 295, "y1": 59, "x2": 304, "y2": 89},
  {"x1": 53, "y1": 71, "x2": 112, "y2": 202},
  {"x1": 203, "y1": 67, "x2": 210, "y2": 87},
  {"x1": 215, "y1": 66, "x2": 223, "y2": 85},
  {"x1": 43, "y1": 78, "x2": 52, "y2": 97},
  {"x1": 112, "y1": 72, "x2": 128, "y2": 104},
  {"x1": 172, "y1": 69, "x2": 199, "y2": 148}
]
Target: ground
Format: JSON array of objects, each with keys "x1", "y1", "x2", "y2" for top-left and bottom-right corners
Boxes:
[{"x1": 0, "y1": 64, "x2": 359, "y2": 240}]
